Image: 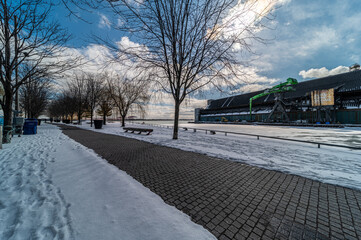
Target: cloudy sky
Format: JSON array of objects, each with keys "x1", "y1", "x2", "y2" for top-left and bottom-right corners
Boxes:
[{"x1": 52, "y1": 0, "x2": 361, "y2": 119}]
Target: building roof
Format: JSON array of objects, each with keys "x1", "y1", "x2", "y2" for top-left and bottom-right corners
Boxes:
[{"x1": 207, "y1": 70, "x2": 361, "y2": 110}]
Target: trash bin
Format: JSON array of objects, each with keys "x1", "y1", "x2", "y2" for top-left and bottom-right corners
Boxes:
[
  {"x1": 93, "y1": 120, "x2": 103, "y2": 129},
  {"x1": 13, "y1": 117, "x2": 24, "y2": 135},
  {"x1": 23, "y1": 118, "x2": 38, "y2": 135},
  {"x1": 14, "y1": 117, "x2": 24, "y2": 126},
  {"x1": 0, "y1": 117, "x2": 3, "y2": 145}
]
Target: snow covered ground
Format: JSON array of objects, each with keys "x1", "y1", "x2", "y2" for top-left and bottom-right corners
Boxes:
[
  {"x1": 178, "y1": 123, "x2": 361, "y2": 148},
  {"x1": 78, "y1": 121, "x2": 361, "y2": 191},
  {"x1": 0, "y1": 124, "x2": 215, "y2": 240},
  {"x1": 145, "y1": 121, "x2": 361, "y2": 148}
]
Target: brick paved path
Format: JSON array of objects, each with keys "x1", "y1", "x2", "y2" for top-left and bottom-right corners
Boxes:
[{"x1": 60, "y1": 125, "x2": 361, "y2": 240}]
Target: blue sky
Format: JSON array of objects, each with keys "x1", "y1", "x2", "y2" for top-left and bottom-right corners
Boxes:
[
  {"x1": 51, "y1": 0, "x2": 361, "y2": 118},
  {"x1": 254, "y1": 0, "x2": 361, "y2": 80}
]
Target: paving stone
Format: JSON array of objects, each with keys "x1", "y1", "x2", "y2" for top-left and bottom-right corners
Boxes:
[
  {"x1": 60, "y1": 125, "x2": 361, "y2": 240},
  {"x1": 218, "y1": 235, "x2": 230, "y2": 240},
  {"x1": 233, "y1": 233, "x2": 246, "y2": 240},
  {"x1": 215, "y1": 225, "x2": 225, "y2": 235},
  {"x1": 224, "y1": 229, "x2": 235, "y2": 239}
]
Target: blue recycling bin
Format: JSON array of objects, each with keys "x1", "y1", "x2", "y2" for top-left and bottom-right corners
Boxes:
[{"x1": 23, "y1": 118, "x2": 38, "y2": 135}]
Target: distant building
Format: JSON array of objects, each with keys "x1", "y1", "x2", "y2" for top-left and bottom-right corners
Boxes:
[{"x1": 197, "y1": 70, "x2": 361, "y2": 124}]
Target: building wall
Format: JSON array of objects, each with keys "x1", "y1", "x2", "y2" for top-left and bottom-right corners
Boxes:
[
  {"x1": 200, "y1": 109, "x2": 361, "y2": 124},
  {"x1": 336, "y1": 110, "x2": 361, "y2": 124}
]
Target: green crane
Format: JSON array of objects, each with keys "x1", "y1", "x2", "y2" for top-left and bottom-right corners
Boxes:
[{"x1": 249, "y1": 78, "x2": 298, "y2": 120}]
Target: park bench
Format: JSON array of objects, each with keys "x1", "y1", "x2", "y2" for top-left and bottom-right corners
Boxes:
[
  {"x1": 123, "y1": 127, "x2": 153, "y2": 135},
  {"x1": 183, "y1": 127, "x2": 197, "y2": 132}
]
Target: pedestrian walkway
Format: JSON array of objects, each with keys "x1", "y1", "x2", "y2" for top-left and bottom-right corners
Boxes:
[{"x1": 59, "y1": 125, "x2": 361, "y2": 240}]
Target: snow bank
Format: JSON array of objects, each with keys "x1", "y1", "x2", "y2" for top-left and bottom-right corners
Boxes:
[
  {"x1": 76, "y1": 122, "x2": 361, "y2": 191},
  {"x1": 0, "y1": 124, "x2": 215, "y2": 240}
]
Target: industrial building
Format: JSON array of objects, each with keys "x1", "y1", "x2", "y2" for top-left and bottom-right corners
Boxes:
[{"x1": 195, "y1": 68, "x2": 361, "y2": 124}]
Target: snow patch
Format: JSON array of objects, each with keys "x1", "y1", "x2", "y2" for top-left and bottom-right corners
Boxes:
[{"x1": 0, "y1": 124, "x2": 215, "y2": 240}]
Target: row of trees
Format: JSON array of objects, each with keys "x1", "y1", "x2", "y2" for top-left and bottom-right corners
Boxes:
[
  {"x1": 0, "y1": 0, "x2": 78, "y2": 142},
  {"x1": 1, "y1": 0, "x2": 274, "y2": 140},
  {"x1": 62, "y1": 0, "x2": 274, "y2": 139},
  {"x1": 48, "y1": 72, "x2": 150, "y2": 127},
  {"x1": 19, "y1": 76, "x2": 52, "y2": 119}
]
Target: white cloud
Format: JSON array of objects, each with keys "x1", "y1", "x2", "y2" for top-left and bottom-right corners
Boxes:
[
  {"x1": 220, "y1": 0, "x2": 288, "y2": 50},
  {"x1": 226, "y1": 66, "x2": 279, "y2": 94},
  {"x1": 295, "y1": 26, "x2": 339, "y2": 57},
  {"x1": 289, "y1": 1, "x2": 322, "y2": 21},
  {"x1": 117, "y1": 36, "x2": 145, "y2": 52},
  {"x1": 248, "y1": 0, "x2": 361, "y2": 78},
  {"x1": 350, "y1": 55, "x2": 360, "y2": 63},
  {"x1": 98, "y1": 14, "x2": 111, "y2": 29},
  {"x1": 258, "y1": 25, "x2": 340, "y2": 63},
  {"x1": 299, "y1": 65, "x2": 349, "y2": 79},
  {"x1": 117, "y1": 18, "x2": 124, "y2": 27},
  {"x1": 237, "y1": 83, "x2": 268, "y2": 93},
  {"x1": 54, "y1": 43, "x2": 133, "y2": 89},
  {"x1": 144, "y1": 95, "x2": 207, "y2": 119}
]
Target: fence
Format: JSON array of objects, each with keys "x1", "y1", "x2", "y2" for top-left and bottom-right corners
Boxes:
[{"x1": 136, "y1": 122, "x2": 361, "y2": 151}]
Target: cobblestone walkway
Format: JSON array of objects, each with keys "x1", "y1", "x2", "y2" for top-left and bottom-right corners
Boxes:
[{"x1": 60, "y1": 125, "x2": 361, "y2": 240}]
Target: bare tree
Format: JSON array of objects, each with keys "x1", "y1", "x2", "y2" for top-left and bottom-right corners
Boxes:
[
  {"x1": 107, "y1": 74, "x2": 150, "y2": 127},
  {"x1": 0, "y1": 0, "x2": 77, "y2": 142},
  {"x1": 67, "y1": 73, "x2": 89, "y2": 124},
  {"x1": 97, "y1": 92, "x2": 113, "y2": 125},
  {"x1": 62, "y1": 92, "x2": 77, "y2": 122},
  {"x1": 48, "y1": 98, "x2": 63, "y2": 120},
  {"x1": 86, "y1": 73, "x2": 104, "y2": 127},
  {"x1": 64, "y1": 0, "x2": 274, "y2": 139},
  {"x1": 48, "y1": 92, "x2": 77, "y2": 121},
  {"x1": 19, "y1": 77, "x2": 52, "y2": 118},
  {"x1": 19, "y1": 64, "x2": 52, "y2": 118}
]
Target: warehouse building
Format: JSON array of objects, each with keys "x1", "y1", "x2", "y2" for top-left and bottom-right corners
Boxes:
[{"x1": 196, "y1": 68, "x2": 361, "y2": 124}]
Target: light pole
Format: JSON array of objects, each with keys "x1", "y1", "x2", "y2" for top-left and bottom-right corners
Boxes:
[{"x1": 14, "y1": 16, "x2": 19, "y2": 116}]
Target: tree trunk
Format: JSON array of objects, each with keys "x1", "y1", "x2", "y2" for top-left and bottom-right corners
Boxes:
[
  {"x1": 2, "y1": 93, "x2": 13, "y2": 143},
  {"x1": 90, "y1": 111, "x2": 93, "y2": 127},
  {"x1": 103, "y1": 113, "x2": 106, "y2": 125},
  {"x1": 3, "y1": 96, "x2": 13, "y2": 126},
  {"x1": 77, "y1": 111, "x2": 81, "y2": 124},
  {"x1": 121, "y1": 115, "x2": 125, "y2": 127},
  {"x1": 172, "y1": 100, "x2": 180, "y2": 140}
]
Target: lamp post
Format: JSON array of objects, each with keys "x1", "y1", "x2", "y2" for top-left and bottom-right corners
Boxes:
[
  {"x1": 0, "y1": 51, "x2": 3, "y2": 147},
  {"x1": 14, "y1": 16, "x2": 19, "y2": 116}
]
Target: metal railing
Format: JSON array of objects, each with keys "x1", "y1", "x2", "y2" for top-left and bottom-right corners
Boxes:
[
  {"x1": 137, "y1": 122, "x2": 361, "y2": 151},
  {"x1": 2, "y1": 125, "x2": 15, "y2": 144}
]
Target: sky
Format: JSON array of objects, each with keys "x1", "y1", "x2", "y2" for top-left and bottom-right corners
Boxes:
[{"x1": 50, "y1": 0, "x2": 361, "y2": 119}]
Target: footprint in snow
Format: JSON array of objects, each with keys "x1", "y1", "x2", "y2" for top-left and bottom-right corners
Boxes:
[
  {"x1": 0, "y1": 200, "x2": 5, "y2": 210},
  {"x1": 40, "y1": 226, "x2": 57, "y2": 240}
]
